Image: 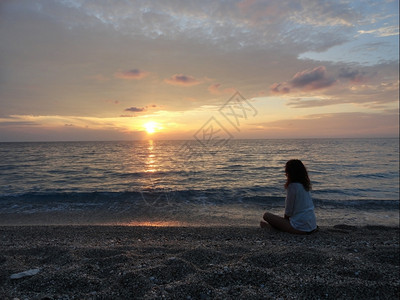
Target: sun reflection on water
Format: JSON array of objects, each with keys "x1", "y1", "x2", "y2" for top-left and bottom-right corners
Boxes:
[
  {"x1": 145, "y1": 140, "x2": 157, "y2": 173},
  {"x1": 124, "y1": 220, "x2": 188, "y2": 227}
]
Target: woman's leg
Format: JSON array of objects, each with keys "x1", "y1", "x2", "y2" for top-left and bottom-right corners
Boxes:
[{"x1": 262, "y1": 212, "x2": 306, "y2": 234}]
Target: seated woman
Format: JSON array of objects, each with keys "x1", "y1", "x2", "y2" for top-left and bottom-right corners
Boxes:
[{"x1": 261, "y1": 159, "x2": 318, "y2": 234}]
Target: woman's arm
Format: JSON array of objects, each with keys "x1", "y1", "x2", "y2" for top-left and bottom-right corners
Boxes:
[{"x1": 284, "y1": 184, "x2": 296, "y2": 217}]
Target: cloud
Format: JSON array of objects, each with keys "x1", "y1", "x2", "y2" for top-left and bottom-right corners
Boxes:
[
  {"x1": 164, "y1": 74, "x2": 201, "y2": 86},
  {"x1": 236, "y1": 0, "x2": 301, "y2": 25},
  {"x1": 287, "y1": 77, "x2": 398, "y2": 109},
  {"x1": 291, "y1": 0, "x2": 360, "y2": 27},
  {"x1": 271, "y1": 66, "x2": 336, "y2": 94},
  {"x1": 358, "y1": 25, "x2": 399, "y2": 37},
  {"x1": 115, "y1": 69, "x2": 149, "y2": 80},
  {"x1": 291, "y1": 66, "x2": 336, "y2": 89},
  {"x1": 270, "y1": 83, "x2": 290, "y2": 94},
  {"x1": 237, "y1": 0, "x2": 358, "y2": 27},
  {"x1": 338, "y1": 67, "x2": 366, "y2": 83},
  {"x1": 38, "y1": 0, "x2": 359, "y2": 50},
  {"x1": 0, "y1": 121, "x2": 40, "y2": 127},
  {"x1": 287, "y1": 97, "x2": 343, "y2": 108},
  {"x1": 125, "y1": 107, "x2": 146, "y2": 112},
  {"x1": 123, "y1": 105, "x2": 158, "y2": 115}
]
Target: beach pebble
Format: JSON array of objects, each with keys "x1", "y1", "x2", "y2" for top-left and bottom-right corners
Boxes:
[{"x1": 10, "y1": 268, "x2": 40, "y2": 279}]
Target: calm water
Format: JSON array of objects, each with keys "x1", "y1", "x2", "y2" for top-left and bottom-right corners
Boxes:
[{"x1": 0, "y1": 139, "x2": 398, "y2": 226}]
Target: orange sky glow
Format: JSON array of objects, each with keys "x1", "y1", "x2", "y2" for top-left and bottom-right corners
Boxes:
[{"x1": 0, "y1": 1, "x2": 398, "y2": 141}]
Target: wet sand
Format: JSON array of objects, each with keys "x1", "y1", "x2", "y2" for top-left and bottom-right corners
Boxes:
[{"x1": 0, "y1": 225, "x2": 399, "y2": 299}]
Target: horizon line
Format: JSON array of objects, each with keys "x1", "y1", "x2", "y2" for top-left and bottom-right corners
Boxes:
[{"x1": 0, "y1": 136, "x2": 398, "y2": 143}]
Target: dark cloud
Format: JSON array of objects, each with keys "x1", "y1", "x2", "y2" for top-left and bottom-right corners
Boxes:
[
  {"x1": 123, "y1": 105, "x2": 158, "y2": 114},
  {"x1": 164, "y1": 74, "x2": 201, "y2": 86},
  {"x1": 338, "y1": 67, "x2": 360, "y2": 79},
  {"x1": 115, "y1": 69, "x2": 148, "y2": 80},
  {"x1": 290, "y1": 66, "x2": 336, "y2": 89},
  {"x1": 125, "y1": 107, "x2": 145, "y2": 112},
  {"x1": 338, "y1": 67, "x2": 366, "y2": 83},
  {"x1": 270, "y1": 66, "x2": 336, "y2": 94}
]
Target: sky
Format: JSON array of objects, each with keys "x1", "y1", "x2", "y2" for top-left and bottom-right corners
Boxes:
[{"x1": 0, "y1": 0, "x2": 398, "y2": 141}]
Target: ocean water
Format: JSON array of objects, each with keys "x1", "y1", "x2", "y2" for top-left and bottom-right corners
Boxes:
[{"x1": 0, "y1": 139, "x2": 398, "y2": 226}]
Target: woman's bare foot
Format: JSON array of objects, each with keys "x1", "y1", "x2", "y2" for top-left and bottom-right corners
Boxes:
[{"x1": 260, "y1": 220, "x2": 269, "y2": 228}]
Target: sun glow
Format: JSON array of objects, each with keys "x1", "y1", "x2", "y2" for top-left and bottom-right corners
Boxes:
[{"x1": 143, "y1": 121, "x2": 159, "y2": 134}]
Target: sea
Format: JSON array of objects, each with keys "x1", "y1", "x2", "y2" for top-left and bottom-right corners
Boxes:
[{"x1": 0, "y1": 138, "x2": 398, "y2": 227}]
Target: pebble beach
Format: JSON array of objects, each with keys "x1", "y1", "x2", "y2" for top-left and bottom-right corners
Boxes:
[{"x1": 1, "y1": 225, "x2": 399, "y2": 299}]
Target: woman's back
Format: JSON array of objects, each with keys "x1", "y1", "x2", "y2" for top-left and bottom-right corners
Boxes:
[{"x1": 285, "y1": 182, "x2": 316, "y2": 232}]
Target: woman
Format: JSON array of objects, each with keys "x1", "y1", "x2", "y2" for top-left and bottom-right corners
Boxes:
[{"x1": 261, "y1": 159, "x2": 317, "y2": 234}]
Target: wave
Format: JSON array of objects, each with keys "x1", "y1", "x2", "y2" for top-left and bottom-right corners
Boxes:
[
  {"x1": 352, "y1": 172, "x2": 395, "y2": 179},
  {"x1": 0, "y1": 188, "x2": 398, "y2": 214},
  {"x1": 313, "y1": 199, "x2": 399, "y2": 210}
]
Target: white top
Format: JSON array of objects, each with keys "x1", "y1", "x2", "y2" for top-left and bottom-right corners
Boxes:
[{"x1": 285, "y1": 182, "x2": 317, "y2": 232}]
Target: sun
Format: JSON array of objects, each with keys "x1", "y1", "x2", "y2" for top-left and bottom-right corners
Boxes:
[{"x1": 143, "y1": 121, "x2": 158, "y2": 134}]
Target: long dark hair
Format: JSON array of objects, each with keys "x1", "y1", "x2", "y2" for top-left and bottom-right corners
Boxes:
[{"x1": 284, "y1": 159, "x2": 311, "y2": 191}]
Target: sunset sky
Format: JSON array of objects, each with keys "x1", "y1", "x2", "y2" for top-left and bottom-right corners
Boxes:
[{"x1": 0, "y1": 0, "x2": 398, "y2": 141}]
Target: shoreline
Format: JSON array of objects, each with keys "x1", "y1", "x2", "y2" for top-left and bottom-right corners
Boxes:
[
  {"x1": 0, "y1": 206, "x2": 398, "y2": 227},
  {"x1": 1, "y1": 225, "x2": 399, "y2": 299},
  {"x1": 1, "y1": 198, "x2": 399, "y2": 228}
]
